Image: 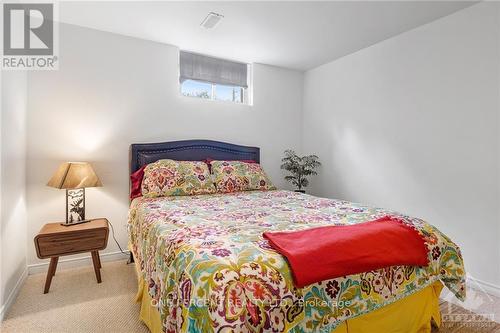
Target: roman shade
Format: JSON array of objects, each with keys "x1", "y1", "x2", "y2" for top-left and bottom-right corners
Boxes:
[{"x1": 179, "y1": 51, "x2": 248, "y2": 88}]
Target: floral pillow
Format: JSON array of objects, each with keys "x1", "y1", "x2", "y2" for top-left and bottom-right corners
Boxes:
[
  {"x1": 210, "y1": 160, "x2": 276, "y2": 193},
  {"x1": 141, "y1": 159, "x2": 216, "y2": 197}
]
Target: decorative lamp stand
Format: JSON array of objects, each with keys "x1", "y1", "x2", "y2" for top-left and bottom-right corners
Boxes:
[
  {"x1": 65, "y1": 188, "x2": 87, "y2": 225},
  {"x1": 46, "y1": 162, "x2": 102, "y2": 226}
]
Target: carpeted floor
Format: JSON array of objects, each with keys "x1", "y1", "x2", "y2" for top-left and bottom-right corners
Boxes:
[
  {"x1": 1, "y1": 260, "x2": 499, "y2": 333},
  {"x1": 1, "y1": 261, "x2": 148, "y2": 333},
  {"x1": 438, "y1": 300, "x2": 500, "y2": 333}
]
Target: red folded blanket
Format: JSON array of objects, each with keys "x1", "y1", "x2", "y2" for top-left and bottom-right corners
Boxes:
[{"x1": 263, "y1": 216, "x2": 429, "y2": 288}]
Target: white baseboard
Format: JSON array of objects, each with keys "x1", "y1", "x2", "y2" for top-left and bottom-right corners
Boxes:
[
  {"x1": 0, "y1": 267, "x2": 28, "y2": 321},
  {"x1": 467, "y1": 276, "x2": 500, "y2": 298},
  {"x1": 27, "y1": 250, "x2": 129, "y2": 275}
]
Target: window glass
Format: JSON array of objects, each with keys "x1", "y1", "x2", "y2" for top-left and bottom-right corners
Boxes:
[
  {"x1": 181, "y1": 80, "x2": 246, "y2": 104},
  {"x1": 181, "y1": 80, "x2": 211, "y2": 99},
  {"x1": 215, "y1": 84, "x2": 243, "y2": 103}
]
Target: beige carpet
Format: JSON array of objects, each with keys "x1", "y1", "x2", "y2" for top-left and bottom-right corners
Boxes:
[
  {"x1": 1, "y1": 260, "x2": 499, "y2": 333},
  {"x1": 1, "y1": 261, "x2": 148, "y2": 333},
  {"x1": 437, "y1": 300, "x2": 500, "y2": 333}
]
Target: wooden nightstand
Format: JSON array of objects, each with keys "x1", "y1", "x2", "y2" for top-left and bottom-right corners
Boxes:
[{"x1": 34, "y1": 218, "x2": 109, "y2": 293}]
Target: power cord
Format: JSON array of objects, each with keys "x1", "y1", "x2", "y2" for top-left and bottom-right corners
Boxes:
[{"x1": 107, "y1": 219, "x2": 128, "y2": 256}]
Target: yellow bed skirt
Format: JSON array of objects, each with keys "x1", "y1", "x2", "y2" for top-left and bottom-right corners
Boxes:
[{"x1": 135, "y1": 268, "x2": 443, "y2": 333}]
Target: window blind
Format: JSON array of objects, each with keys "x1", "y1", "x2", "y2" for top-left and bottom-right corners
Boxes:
[{"x1": 179, "y1": 51, "x2": 248, "y2": 88}]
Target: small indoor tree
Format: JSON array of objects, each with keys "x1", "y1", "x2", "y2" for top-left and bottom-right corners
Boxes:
[{"x1": 281, "y1": 150, "x2": 321, "y2": 193}]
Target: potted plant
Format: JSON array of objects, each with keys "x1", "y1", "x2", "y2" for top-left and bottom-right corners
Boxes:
[{"x1": 280, "y1": 150, "x2": 321, "y2": 193}]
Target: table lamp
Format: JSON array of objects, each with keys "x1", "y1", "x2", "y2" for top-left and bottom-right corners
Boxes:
[{"x1": 47, "y1": 162, "x2": 102, "y2": 226}]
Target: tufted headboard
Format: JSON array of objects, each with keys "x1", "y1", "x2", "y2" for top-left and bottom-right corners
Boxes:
[{"x1": 129, "y1": 139, "x2": 260, "y2": 174}]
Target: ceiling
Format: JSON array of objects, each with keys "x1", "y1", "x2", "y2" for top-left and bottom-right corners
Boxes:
[{"x1": 58, "y1": 1, "x2": 476, "y2": 71}]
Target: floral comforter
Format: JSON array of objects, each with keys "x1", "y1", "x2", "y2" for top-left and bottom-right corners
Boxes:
[{"x1": 128, "y1": 190, "x2": 465, "y2": 333}]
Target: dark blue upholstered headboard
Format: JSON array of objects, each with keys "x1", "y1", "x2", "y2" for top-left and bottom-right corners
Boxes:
[{"x1": 129, "y1": 139, "x2": 260, "y2": 174}]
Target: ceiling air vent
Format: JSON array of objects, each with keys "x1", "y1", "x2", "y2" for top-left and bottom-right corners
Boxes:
[{"x1": 200, "y1": 12, "x2": 224, "y2": 29}]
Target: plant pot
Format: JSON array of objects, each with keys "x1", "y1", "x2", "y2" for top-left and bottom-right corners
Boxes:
[{"x1": 294, "y1": 190, "x2": 306, "y2": 194}]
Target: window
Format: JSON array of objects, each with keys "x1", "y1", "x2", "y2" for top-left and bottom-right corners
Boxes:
[
  {"x1": 179, "y1": 51, "x2": 249, "y2": 104},
  {"x1": 181, "y1": 80, "x2": 244, "y2": 103}
]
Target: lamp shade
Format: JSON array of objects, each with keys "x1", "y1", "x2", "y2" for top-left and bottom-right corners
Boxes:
[{"x1": 47, "y1": 162, "x2": 102, "y2": 189}]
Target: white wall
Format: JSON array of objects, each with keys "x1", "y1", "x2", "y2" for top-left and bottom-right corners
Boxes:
[
  {"x1": 1, "y1": 71, "x2": 28, "y2": 318},
  {"x1": 302, "y1": 2, "x2": 500, "y2": 289},
  {"x1": 26, "y1": 23, "x2": 303, "y2": 266}
]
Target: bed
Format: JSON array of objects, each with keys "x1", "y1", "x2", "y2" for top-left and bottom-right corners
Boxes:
[{"x1": 128, "y1": 139, "x2": 465, "y2": 333}]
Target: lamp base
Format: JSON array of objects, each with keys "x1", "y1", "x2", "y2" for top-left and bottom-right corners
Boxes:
[
  {"x1": 60, "y1": 219, "x2": 92, "y2": 227},
  {"x1": 66, "y1": 188, "x2": 86, "y2": 224}
]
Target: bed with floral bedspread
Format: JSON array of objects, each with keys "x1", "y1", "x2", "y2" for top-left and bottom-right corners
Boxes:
[{"x1": 128, "y1": 190, "x2": 465, "y2": 333}]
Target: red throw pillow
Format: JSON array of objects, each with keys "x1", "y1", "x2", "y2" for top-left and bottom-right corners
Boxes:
[{"x1": 130, "y1": 165, "x2": 146, "y2": 200}]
